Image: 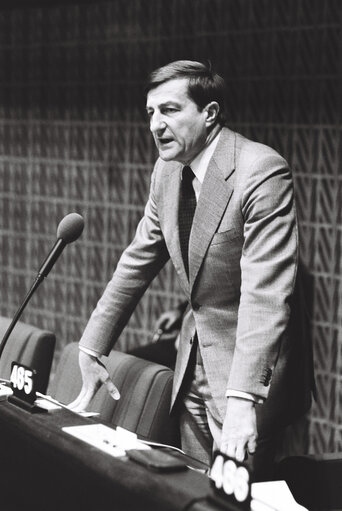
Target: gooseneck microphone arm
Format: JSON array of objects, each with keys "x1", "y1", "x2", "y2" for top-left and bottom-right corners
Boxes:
[
  {"x1": 0, "y1": 276, "x2": 44, "y2": 358},
  {"x1": 0, "y1": 239, "x2": 66, "y2": 358},
  {"x1": 0, "y1": 213, "x2": 84, "y2": 359},
  {"x1": 37, "y1": 238, "x2": 66, "y2": 279}
]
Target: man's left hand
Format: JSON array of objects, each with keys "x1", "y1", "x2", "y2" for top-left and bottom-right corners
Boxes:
[{"x1": 220, "y1": 397, "x2": 258, "y2": 462}]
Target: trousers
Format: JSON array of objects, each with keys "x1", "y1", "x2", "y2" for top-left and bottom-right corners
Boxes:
[{"x1": 179, "y1": 340, "x2": 283, "y2": 481}]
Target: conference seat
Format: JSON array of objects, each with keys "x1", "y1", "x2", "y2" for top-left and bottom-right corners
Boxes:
[
  {"x1": 48, "y1": 342, "x2": 180, "y2": 447},
  {"x1": 0, "y1": 316, "x2": 56, "y2": 394}
]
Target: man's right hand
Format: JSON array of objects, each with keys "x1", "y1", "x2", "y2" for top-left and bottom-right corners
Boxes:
[{"x1": 68, "y1": 350, "x2": 120, "y2": 413}]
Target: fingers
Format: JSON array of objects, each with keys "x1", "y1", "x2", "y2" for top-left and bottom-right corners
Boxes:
[
  {"x1": 220, "y1": 433, "x2": 258, "y2": 462},
  {"x1": 69, "y1": 386, "x2": 97, "y2": 413},
  {"x1": 95, "y1": 361, "x2": 121, "y2": 401},
  {"x1": 68, "y1": 377, "x2": 120, "y2": 413},
  {"x1": 160, "y1": 330, "x2": 179, "y2": 342},
  {"x1": 221, "y1": 439, "x2": 247, "y2": 463},
  {"x1": 220, "y1": 438, "x2": 251, "y2": 463},
  {"x1": 104, "y1": 377, "x2": 120, "y2": 400},
  {"x1": 68, "y1": 352, "x2": 121, "y2": 412},
  {"x1": 68, "y1": 387, "x2": 87, "y2": 410},
  {"x1": 154, "y1": 312, "x2": 170, "y2": 331},
  {"x1": 154, "y1": 310, "x2": 182, "y2": 332},
  {"x1": 152, "y1": 328, "x2": 164, "y2": 342},
  {"x1": 221, "y1": 397, "x2": 258, "y2": 463},
  {"x1": 220, "y1": 439, "x2": 234, "y2": 458},
  {"x1": 247, "y1": 437, "x2": 257, "y2": 455}
]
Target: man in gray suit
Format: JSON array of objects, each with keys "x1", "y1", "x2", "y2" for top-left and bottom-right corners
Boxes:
[{"x1": 70, "y1": 60, "x2": 312, "y2": 480}]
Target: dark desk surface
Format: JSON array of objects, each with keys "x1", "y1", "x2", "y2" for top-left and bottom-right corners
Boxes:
[{"x1": 0, "y1": 400, "x2": 223, "y2": 511}]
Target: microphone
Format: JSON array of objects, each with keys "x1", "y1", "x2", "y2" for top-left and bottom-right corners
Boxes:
[
  {"x1": 0, "y1": 213, "x2": 84, "y2": 357},
  {"x1": 38, "y1": 213, "x2": 84, "y2": 278}
]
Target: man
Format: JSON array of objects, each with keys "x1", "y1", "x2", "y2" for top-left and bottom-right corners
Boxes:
[{"x1": 70, "y1": 60, "x2": 313, "y2": 480}]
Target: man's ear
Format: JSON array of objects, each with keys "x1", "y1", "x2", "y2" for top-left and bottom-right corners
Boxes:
[{"x1": 204, "y1": 101, "x2": 220, "y2": 126}]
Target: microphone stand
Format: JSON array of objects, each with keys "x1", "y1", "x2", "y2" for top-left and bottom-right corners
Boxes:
[
  {"x1": 0, "y1": 213, "x2": 83, "y2": 412},
  {"x1": 0, "y1": 238, "x2": 66, "y2": 358},
  {"x1": 0, "y1": 274, "x2": 45, "y2": 358},
  {"x1": 0, "y1": 273, "x2": 48, "y2": 413}
]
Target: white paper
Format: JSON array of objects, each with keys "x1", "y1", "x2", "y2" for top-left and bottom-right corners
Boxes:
[
  {"x1": 62, "y1": 424, "x2": 151, "y2": 457},
  {"x1": 0, "y1": 383, "x2": 13, "y2": 401},
  {"x1": 251, "y1": 481, "x2": 308, "y2": 511},
  {"x1": 35, "y1": 393, "x2": 100, "y2": 417}
]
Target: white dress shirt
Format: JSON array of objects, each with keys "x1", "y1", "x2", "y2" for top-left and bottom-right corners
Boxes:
[{"x1": 187, "y1": 130, "x2": 220, "y2": 201}]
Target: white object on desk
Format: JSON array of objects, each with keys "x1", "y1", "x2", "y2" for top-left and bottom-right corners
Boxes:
[
  {"x1": 62, "y1": 424, "x2": 151, "y2": 458},
  {"x1": 0, "y1": 383, "x2": 13, "y2": 400},
  {"x1": 251, "y1": 480, "x2": 308, "y2": 511},
  {"x1": 35, "y1": 393, "x2": 100, "y2": 417}
]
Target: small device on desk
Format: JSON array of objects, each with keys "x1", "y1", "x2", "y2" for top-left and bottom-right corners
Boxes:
[
  {"x1": 127, "y1": 448, "x2": 188, "y2": 473},
  {"x1": 158, "y1": 447, "x2": 209, "y2": 472}
]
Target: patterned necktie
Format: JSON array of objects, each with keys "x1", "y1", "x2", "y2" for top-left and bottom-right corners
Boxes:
[{"x1": 178, "y1": 166, "x2": 196, "y2": 277}]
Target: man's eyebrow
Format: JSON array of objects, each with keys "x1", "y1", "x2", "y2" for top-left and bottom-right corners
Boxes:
[
  {"x1": 160, "y1": 101, "x2": 181, "y2": 108},
  {"x1": 146, "y1": 101, "x2": 181, "y2": 111}
]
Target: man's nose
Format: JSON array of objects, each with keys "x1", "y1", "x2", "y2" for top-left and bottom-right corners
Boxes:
[{"x1": 150, "y1": 112, "x2": 166, "y2": 134}]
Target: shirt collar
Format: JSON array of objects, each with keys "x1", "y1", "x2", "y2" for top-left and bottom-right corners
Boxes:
[{"x1": 188, "y1": 129, "x2": 221, "y2": 184}]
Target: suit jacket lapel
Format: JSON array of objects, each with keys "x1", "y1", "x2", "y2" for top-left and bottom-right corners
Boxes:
[{"x1": 189, "y1": 128, "x2": 236, "y2": 290}]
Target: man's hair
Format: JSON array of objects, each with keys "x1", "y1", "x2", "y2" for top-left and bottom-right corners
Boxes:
[{"x1": 146, "y1": 60, "x2": 226, "y2": 126}]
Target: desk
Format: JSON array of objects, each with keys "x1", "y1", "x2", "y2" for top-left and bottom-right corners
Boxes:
[{"x1": 0, "y1": 400, "x2": 222, "y2": 511}]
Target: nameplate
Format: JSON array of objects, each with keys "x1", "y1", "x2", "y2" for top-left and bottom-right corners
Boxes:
[
  {"x1": 10, "y1": 362, "x2": 37, "y2": 405},
  {"x1": 209, "y1": 451, "x2": 252, "y2": 510}
]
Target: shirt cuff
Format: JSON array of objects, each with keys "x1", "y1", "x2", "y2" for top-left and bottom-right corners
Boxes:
[
  {"x1": 79, "y1": 345, "x2": 102, "y2": 358},
  {"x1": 226, "y1": 389, "x2": 264, "y2": 404}
]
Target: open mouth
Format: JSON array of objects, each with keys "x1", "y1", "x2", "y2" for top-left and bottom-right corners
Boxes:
[{"x1": 159, "y1": 138, "x2": 173, "y2": 146}]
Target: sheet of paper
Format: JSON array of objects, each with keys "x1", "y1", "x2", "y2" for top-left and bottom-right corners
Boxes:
[
  {"x1": 0, "y1": 383, "x2": 13, "y2": 401},
  {"x1": 35, "y1": 397, "x2": 60, "y2": 410},
  {"x1": 62, "y1": 424, "x2": 150, "y2": 457},
  {"x1": 251, "y1": 481, "x2": 308, "y2": 511},
  {"x1": 35, "y1": 394, "x2": 100, "y2": 417}
]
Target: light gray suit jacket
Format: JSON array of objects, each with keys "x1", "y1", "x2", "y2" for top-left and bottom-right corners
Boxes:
[{"x1": 80, "y1": 127, "x2": 313, "y2": 436}]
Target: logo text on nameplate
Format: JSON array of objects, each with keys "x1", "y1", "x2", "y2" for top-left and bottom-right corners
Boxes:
[
  {"x1": 10, "y1": 362, "x2": 37, "y2": 405},
  {"x1": 210, "y1": 451, "x2": 252, "y2": 510}
]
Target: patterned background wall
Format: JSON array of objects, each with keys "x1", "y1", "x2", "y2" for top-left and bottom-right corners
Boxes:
[{"x1": 0, "y1": 0, "x2": 341, "y2": 455}]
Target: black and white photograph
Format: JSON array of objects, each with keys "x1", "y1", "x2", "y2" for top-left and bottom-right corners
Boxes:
[{"x1": 0, "y1": 1, "x2": 340, "y2": 510}]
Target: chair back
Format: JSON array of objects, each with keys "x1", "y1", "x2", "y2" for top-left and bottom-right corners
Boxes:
[
  {"x1": 0, "y1": 316, "x2": 56, "y2": 393},
  {"x1": 48, "y1": 342, "x2": 180, "y2": 446}
]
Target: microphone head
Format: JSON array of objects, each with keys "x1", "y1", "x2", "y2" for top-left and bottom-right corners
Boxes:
[{"x1": 57, "y1": 213, "x2": 84, "y2": 244}]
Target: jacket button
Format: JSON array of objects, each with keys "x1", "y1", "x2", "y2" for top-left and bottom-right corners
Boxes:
[{"x1": 192, "y1": 302, "x2": 200, "y2": 311}]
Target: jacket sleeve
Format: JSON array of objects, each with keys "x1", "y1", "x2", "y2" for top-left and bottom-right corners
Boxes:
[
  {"x1": 227, "y1": 151, "x2": 298, "y2": 399},
  {"x1": 80, "y1": 162, "x2": 170, "y2": 356}
]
